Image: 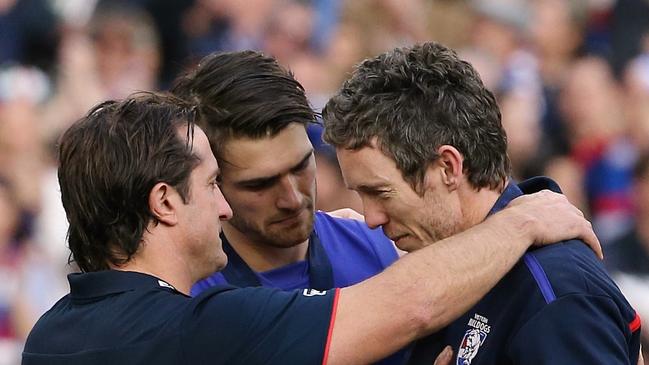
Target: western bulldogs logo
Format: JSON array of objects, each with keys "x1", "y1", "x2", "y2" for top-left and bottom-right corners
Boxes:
[{"x1": 456, "y1": 313, "x2": 490, "y2": 365}]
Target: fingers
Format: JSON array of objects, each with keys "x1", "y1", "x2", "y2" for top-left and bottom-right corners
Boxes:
[
  {"x1": 326, "y1": 208, "x2": 365, "y2": 221},
  {"x1": 579, "y1": 220, "x2": 603, "y2": 260},
  {"x1": 638, "y1": 345, "x2": 644, "y2": 365},
  {"x1": 433, "y1": 346, "x2": 453, "y2": 365},
  {"x1": 507, "y1": 190, "x2": 603, "y2": 259}
]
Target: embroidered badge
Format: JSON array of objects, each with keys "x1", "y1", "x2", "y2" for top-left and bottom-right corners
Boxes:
[{"x1": 457, "y1": 313, "x2": 490, "y2": 365}]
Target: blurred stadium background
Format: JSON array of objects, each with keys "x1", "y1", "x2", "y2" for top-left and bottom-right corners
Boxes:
[{"x1": 0, "y1": 0, "x2": 648, "y2": 363}]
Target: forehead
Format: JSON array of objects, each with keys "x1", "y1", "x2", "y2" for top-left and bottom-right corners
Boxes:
[
  {"x1": 336, "y1": 145, "x2": 405, "y2": 188},
  {"x1": 220, "y1": 123, "x2": 312, "y2": 177}
]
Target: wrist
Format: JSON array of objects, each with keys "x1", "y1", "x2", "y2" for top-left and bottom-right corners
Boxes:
[{"x1": 493, "y1": 206, "x2": 537, "y2": 249}]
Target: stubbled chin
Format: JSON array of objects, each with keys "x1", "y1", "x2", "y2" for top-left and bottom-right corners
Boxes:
[{"x1": 267, "y1": 229, "x2": 310, "y2": 247}]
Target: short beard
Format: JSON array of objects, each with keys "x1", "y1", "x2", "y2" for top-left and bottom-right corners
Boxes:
[{"x1": 228, "y1": 205, "x2": 315, "y2": 249}]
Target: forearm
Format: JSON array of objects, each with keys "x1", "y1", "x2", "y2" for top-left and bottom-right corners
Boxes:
[{"x1": 328, "y1": 209, "x2": 534, "y2": 364}]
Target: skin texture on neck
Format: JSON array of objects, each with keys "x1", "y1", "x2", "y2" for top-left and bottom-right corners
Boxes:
[
  {"x1": 457, "y1": 181, "x2": 508, "y2": 233},
  {"x1": 222, "y1": 223, "x2": 309, "y2": 272},
  {"x1": 110, "y1": 232, "x2": 194, "y2": 296}
]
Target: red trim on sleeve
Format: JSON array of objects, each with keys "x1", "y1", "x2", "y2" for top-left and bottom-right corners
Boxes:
[
  {"x1": 629, "y1": 312, "x2": 641, "y2": 332},
  {"x1": 321, "y1": 288, "x2": 341, "y2": 365}
]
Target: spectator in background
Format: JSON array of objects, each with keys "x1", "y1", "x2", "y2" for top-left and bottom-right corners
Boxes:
[
  {"x1": 607, "y1": 152, "x2": 649, "y2": 362},
  {"x1": 558, "y1": 56, "x2": 635, "y2": 244},
  {"x1": 610, "y1": 0, "x2": 649, "y2": 77},
  {"x1": 0, "y1": 179, "x2": 26, "y2": 365},
  {"x1": 624, "y1": 33, "x2": 649, "y2": 156},
  {"x1": 0, "y1": 67, "x2": 47, "y2": 216},
  {"x1": 262, "y1": 0, "x2": 314, "y2": 65},
  {"x1": 181, "y1": 0, "x2": 276, "y2": 58},
  {"x1": 307, "y1": 124, "x2": 362, "y2": 213},
  {"x1": 529, "y1": 0, "x2": 588, "y2": 161},
  {"x1": 0, "y1": 0, "x2": 59, "y2": 72},
  {"x1": 462, "y1": 0, "x2": 547, "y2": 182},
  {"x1": 0, "y1": 68, "x2": 70, "y2": 365},
  {"x1": 40, "y1": 1, "x2": 161, "y2": 145}
]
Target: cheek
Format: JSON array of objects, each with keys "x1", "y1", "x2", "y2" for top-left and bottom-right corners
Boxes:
[
  {"x1": 303, "y1": 166, "x2": 317, "y2": 188},
  {"x1": 296, "y1": 171, "x2": 317, "y2": 198},
  {"x1": 385, "y1": 196, "x2": 423, "y2": 218},
  {"x1": 224, "y1": 190, "x2": 275, "y2": 217}
]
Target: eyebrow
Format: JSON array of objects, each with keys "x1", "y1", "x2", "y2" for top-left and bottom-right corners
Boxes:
[
  {"x1": 353, "y1": 183, "x2": 391, "y2": 194},
  {"x1": 235, "y1": 149, "x2": 313, "y2": 188}
]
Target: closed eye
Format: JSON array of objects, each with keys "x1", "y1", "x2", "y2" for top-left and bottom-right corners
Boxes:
[
  {"x1": 238, "y1": 177, "x2": 278, "y2": 191},
  {"x1": 358, "y1": 186, "x2": 392, "y2": 199},
  {"x1": 290, "y1": 153, "x2": 313, "y2": 173},
  {"x1": 235, "y1": 151, "x2": 312, "y2": 191}
]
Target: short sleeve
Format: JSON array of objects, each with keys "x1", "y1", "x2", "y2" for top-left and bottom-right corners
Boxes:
[
  {"x1": 183, "y1": 286, "x2": 338, "y2": 365},
  {"x1": 508, "y1": 294, "x2": 638, "y2": 365}
]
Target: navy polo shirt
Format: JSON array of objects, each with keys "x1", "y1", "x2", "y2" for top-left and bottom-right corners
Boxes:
[
  {"x1": 23, "y1": 270, "x2": 338, "y2": 365},
  {"x1": 408, "y1": 177, "x2": 642, "y2": 365}
]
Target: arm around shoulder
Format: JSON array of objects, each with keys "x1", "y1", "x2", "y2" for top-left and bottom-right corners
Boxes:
[{"x1": 324, "y1": 190, "x2": 598, "y2": 365}]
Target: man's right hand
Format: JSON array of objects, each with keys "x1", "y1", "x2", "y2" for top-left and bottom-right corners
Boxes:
[
  {"x1": 504, "y1": 190, "x2": 602, "y2": 259},
  {"x1": 433, "y1": 346, "x2": 453, "y2": 365}
]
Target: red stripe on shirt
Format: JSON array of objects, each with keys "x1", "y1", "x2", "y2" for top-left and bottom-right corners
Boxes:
[
  {"x1": 629, "y1": 312, "x2": 641, "y2": 332},
  {"x1": 322, "y1": 288, "x2": 341, "y2": 365}
]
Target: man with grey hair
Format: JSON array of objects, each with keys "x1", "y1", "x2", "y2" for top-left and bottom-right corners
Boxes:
[{"x1": 322, "y1": 42, "x2": 642, "y2": 364}]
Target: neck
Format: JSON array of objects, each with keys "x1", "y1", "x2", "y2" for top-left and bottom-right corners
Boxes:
[
  {"x1": 112, "y1": 261, "x2": 193, "y2": 296},
  {"x1": 111, "y1": 235, "x2": 194, "y2": 295},
  {"x1": 459, "y1": 182, "x2": 507, "y2": 230},
  {"x1": 222, "y1": 223, "x2": 309, "y2": 272}
]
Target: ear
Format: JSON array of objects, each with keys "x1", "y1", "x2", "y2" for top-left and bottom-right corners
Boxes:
[
  {"x1": 149, "y1": 182, "x2": 180, "y2": 226},
  {"x1": 435, "y1": 145, "x2": 464, "y2": 192}
]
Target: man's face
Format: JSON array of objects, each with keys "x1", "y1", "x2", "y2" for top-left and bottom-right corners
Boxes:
[
  {"x1": 218, "y1": 123, "x2": 316, "y2": 248},
  {"x1": 178, "y1": 126, "x2": 233, "y2": 279},
  {"x1": 337, "y1": 143, "x2": 462, "y2": 252}
]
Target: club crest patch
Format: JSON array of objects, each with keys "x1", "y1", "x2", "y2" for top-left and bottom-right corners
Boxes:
[{"x1": 456, "y1": 313, "x2": 490, "y2": 365}]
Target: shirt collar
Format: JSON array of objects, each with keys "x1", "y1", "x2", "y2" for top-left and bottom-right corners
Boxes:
[
  {"x1": 486, "y1": 176, "x2": 563, "y2": 217},
  {"x1": 486, "y1": 180, "x2": 523, "y2": 217},
  {"x1": 68, "y1": 270, "x2": 179, "y2": 299}
]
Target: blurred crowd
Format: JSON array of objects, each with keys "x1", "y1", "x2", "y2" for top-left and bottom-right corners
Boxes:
[{"x1": 1, "y1": 0, "x2": 648, "y2": 363}]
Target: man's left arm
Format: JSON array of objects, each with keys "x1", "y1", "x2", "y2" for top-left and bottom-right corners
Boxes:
[{"x1": 508, "y1": 294, "x2": 641, "y2": 364}]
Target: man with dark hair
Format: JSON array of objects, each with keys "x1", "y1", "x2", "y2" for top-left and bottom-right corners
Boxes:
[
  {"x1": 172, "y1": 50, "x2": 399, "y2": 298},
  {"x1": 172, "y1": 50, "x2": 411, "y2": 363},
  {"x1": 322, "y1": 42, "x2": 642, "y2": 364},
  {"x1": 23, "y1": 92, "x2": 600, "y2": 365}
]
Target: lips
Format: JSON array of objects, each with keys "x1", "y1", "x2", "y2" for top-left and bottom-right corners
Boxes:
[{"x1": 272, "y1": 209, "x2": 305, "y2": 224}]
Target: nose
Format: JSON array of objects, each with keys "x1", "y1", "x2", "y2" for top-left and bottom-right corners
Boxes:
[
  {"x1": 214, "y1": 186, "x2": 233, "y2": 220},
  {"x1": 362, "y1": 198, "x2": 389, "y2": 229},
  {"x1": 276, "y1": 175, "x2": 303, "y2": 210}
]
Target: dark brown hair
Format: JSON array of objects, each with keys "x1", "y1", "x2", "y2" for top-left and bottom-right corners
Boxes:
[
  {"x1": 172, "y1": 50, "x2": 317, "y2": 158},
  {"x1": 58, "y1": 92, "x2": 199, "y2": 272}
]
